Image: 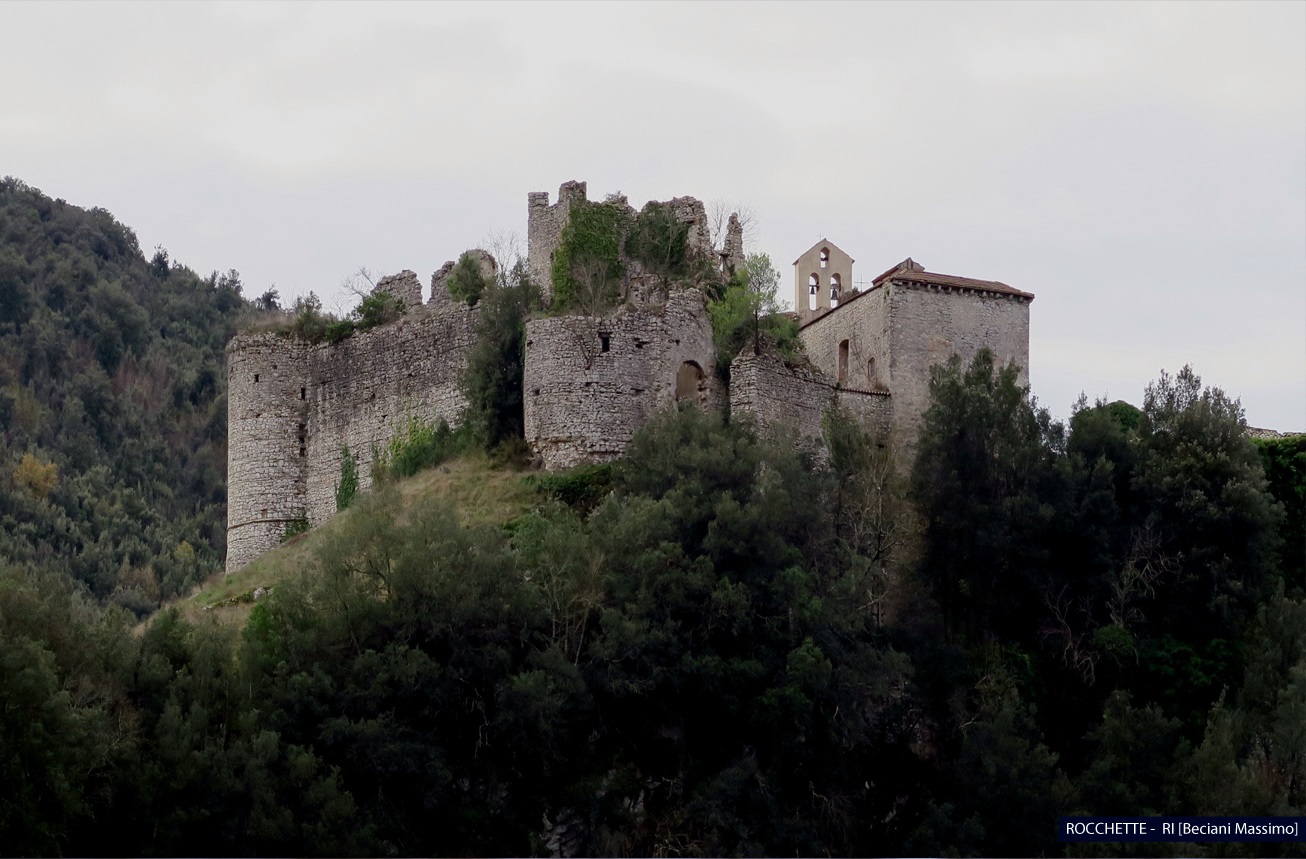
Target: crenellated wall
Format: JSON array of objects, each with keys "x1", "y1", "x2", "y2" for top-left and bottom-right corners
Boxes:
[{"x1": 523, "y1": 289, "x2": 720, "y2": 469}]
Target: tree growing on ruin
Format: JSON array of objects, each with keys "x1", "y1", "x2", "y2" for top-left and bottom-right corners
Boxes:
[
  {"x1": 461, "y1": 262, "x2": 540, "y2": 450},
  {"x1": 707, "y1": 199, "x2": 758, "y2": 252},
  {"x1": 626, "y1": 201, "x2": 691, "y2": 286},
  {"x1": 448, "y1": 251, "x2": 494, "y2": 307},
  {"x1": 708, "y1": 253, "x2": 798, "y2": 370}
]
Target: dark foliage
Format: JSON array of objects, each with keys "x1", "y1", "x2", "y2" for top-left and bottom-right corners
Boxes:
[
  {"x1": 460, "y1": 261, "x2": 539, "y2": 452},
  {"x1": 0, "y1": 177, "x2": 247, "y2": 610},
  {"x1": 1, "y1": 180, "x2": 1299, "y2": 855}
]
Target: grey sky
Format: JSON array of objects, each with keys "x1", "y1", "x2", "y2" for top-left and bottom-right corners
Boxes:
[{"x1": 4, "y1": 1, "x2": 1303, "y2": 429}]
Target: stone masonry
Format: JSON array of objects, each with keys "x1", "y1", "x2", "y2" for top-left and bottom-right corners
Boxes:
[
  {"x1": 798, "y1": 257, "x2": 1032, "y2": 452},
  {"x1": 227, "y1": 180, "x2": 1034, "y2": 571},
  {"x1": 226, "y1": 274, "x2": 479, "y2": 571},
  {"x1": 523, "y1": 289, "x2": 721, "y2": 469}
]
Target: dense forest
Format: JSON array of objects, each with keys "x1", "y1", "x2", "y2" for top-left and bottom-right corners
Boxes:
[
  {"x1": 0, "y1": 177, "x2": 242, "y2": 612},
  {"x1": 1, "y1": 180, "x2": 1303, "y2": 857}
]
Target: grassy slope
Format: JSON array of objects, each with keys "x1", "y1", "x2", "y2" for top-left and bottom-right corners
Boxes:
[{"x1": 172, "y1": 454, "x2": 539, "y2": 627}]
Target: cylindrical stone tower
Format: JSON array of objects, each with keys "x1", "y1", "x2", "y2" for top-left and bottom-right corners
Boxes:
[{"x1": 225, "y1": 333, "x2": 311, "y2": 572}]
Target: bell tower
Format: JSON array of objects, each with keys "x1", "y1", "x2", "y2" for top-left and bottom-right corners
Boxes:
[{"x1": 792, "y1": 238, "x2": 854, "y2": 323}]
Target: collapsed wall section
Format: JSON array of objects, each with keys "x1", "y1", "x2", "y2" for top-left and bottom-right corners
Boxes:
[
  {"x1": 523, "y1": 289, "x2": 719, "y2": 469},
  {"x1": 372, "y1": 269, "x2": 424, "y2": 313}
]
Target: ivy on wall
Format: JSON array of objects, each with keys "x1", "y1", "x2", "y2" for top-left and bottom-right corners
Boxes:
[{"x1": 550, "y1": 199, "x2": 630, "y2": 312}]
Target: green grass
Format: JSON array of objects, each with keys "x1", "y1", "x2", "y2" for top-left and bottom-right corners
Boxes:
[{"x1": 171, "y1": 453, "x2": 539, "y2": 627}]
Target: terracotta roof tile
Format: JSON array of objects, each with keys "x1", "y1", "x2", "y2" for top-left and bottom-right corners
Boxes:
[{"x1": 891, "y1": 270, "x2": 1034, "y2": 300}]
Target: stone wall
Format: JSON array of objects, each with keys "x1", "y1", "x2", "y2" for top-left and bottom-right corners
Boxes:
[
  {"x1": 523, "y1": 289, "x2": 720, "y2": 469},
  {"x1": 226, "y1": 334, "x2": 312, "y2": 573},
  {"x1": 226, "y1": 301, "x2": 480, "y2": 571},
  {"x1": 663, "y1": 196, "x2": 713, "y2": 260},
  {"x1": 729, "y1": 351, "x2": 892, "y2": 454},
  {"x1": 798, "y1": 286, "x2": 892, "y2": 394},
  {"x1": 886, "y1": 279, "x2": 1031, "y2": 443},
  {"x1": 528, "y1": 180, "x2": 588, "y2": 303},
  {"x1": 372, "y1": 269, "x2": 424, "y2": 313}
]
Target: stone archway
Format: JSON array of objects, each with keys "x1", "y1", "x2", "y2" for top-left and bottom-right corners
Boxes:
[{"x1": 675, "y1": 360, "x2": 706, "y2": 406}]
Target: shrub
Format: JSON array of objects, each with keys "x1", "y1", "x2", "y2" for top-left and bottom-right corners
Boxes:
[
  {"x1": 355, "y1": 291, "x2": 404, "y2": 329},
  {"x1": 335, "y1": 446, "x2": 359, "y2": 511},
  {"x1": 290, "y1": 293, "x2": 330, "y2": 342},
  {"x1": 373, "y1": 415, "x2": 469, "y2": 481},
  {"x1": 525, "y1": 462, "x2": 615, "y2": 514},
  {"x1": 324, "y1": 318, "x2": 356, "y2": 344},
  {"x1": 281, "y1": 512, "x2": 310, "y2": 542}
]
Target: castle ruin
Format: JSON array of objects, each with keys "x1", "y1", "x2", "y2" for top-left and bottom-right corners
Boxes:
[{"x1": 226, "y1": 181, "x2": 1033, "y2": 571}]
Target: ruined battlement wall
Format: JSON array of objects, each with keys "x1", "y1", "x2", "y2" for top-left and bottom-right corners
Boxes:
[
  {"x1": 373, "y1": 269, "x2": 424, "y2": 313},
  {"x1": 226, "y1": 301, "x2": 480, "y2": 571},
  {"x1": 528, "y1": 180, "x2": 588, "y2": 302},
  {"x1": 887, "y1": 281, "x2": 1030, "y2": 443},
  {"x1": 299, "y1": 305, "x2": 480, "y2": 525},
  {"x1": 729, "y1": 351, "x2": 892, "y2": 453},
  {"x1": 523, "y1": 289, "x2": 720, "y2": 470}
]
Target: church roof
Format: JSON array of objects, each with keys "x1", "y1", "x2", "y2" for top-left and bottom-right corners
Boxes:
[
  {"x1": 868, "y1": 257, "x2": 1033, "y2": 299},
  {"x1": 799, "y1": 257, "x2": 1033, "y2": 329}
]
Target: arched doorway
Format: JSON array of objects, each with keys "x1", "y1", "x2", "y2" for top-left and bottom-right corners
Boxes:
[{"x1": 675, "y1": 360, "x2": 706, "y2": 406}]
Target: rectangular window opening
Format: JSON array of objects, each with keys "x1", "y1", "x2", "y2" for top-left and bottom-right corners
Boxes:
[{"x1": 599, "y1": 333, "x2": 610, "y2": 353}]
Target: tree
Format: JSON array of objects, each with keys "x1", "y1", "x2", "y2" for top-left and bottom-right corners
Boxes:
[
  {"x1": 255, "y1": 287, "x2": 280, "y2": 311},
  {"x1": 707, "y1": 252, "x2": 797, "y2": 369},
  {"x1": 448, "y1": 250, "x2": 493, "y2": 307},
  {"x1": 910, "y1": 349, "x2": 1064, "y2": 643},
  {"x1": 1133, "y1": 366, "x2": 1280, "y2": 643},
  {"x1": 13, "y1": 451, "x2": 58, "y2": 500},
  {"x1": 460, "y1": 261, "x2": 539, "y2": 450},
  {"x1": 707, "y1": 199, "x2": 758, "y2": 253}
]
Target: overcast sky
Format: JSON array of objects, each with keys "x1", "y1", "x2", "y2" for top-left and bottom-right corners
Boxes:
[{"x1": 4, "y1": 1, "x2": 1303, "y2": 430}]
